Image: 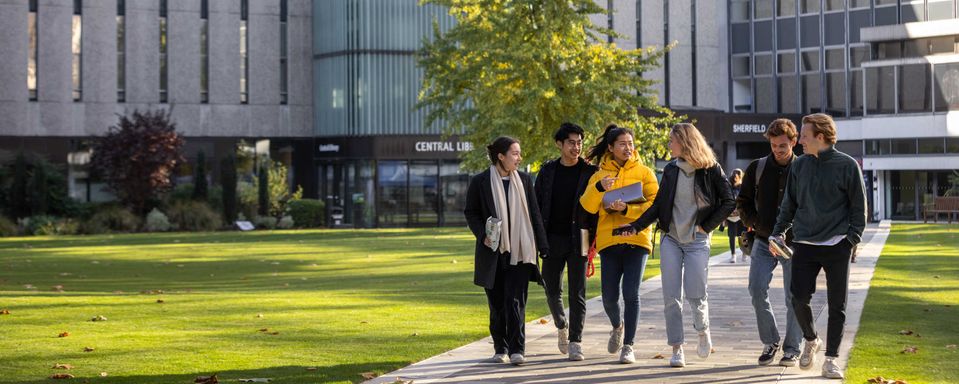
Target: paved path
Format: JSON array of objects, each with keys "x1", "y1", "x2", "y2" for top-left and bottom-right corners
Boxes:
[{"x1": 369, "y1": 222, "x2": 891, "y2": 384}]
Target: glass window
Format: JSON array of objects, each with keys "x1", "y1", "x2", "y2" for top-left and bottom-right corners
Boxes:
[
  {"x1": 801, "y1": 0, "x2": 820, "y2": 14},
  {"x1": 901, "y1": 2, "x2": 925, "y2": 23},
  {"x1": 850, "y1": 0, "x2": 870, "y2": 8},
  {"x1": 777, "y1": 18, "x2": 797, "y2": 50},
  {"x1": 877, "y1": 139, "x2": 892, "y2": 155},
  {"x1": 778, "y1": 52, "x2": 796, "y2": 74},
  {"x1": 732, "y1": 23, "x2": 751, "y2": 54},
  {"x1": 865, "y1": 139, "x2": 881, "y2": 155},
  {"x1": 826, "y1": 72, "x2": 846, "y2": 116},
  {"x1": 801, "y1": 50, "x2": 819, "y2": 72},
  {"x1": 875, "y1": 0, "x2": 897, "y2": 5},
  {"x1": 825, "y1": 48, "x2": 844, "y2": 71},
  {"x1": 934, "y1": 63, "x2": 959, "y2": 111},
  {"x1": 755, "y1": 21, "x2": 773, "y2": 51},
  {"x1": 733, "y1": 55, "x2": 751, "y2": 78},
  {"x1": 928, "y1": 0, "x2": 955, "y2": 21},
  {"x1": 850, "y1": 45, "x2": 869, "y2": 68},
  {"x1": 919, "y1": 138, "x2": 945, "y2": 154},
  {"x1": 891, "y1": 139, "x2": 917, "y2": 155},
  {"x1": 875, "y1": 6, "x2": 898, "y2": 26},
  {"x1": 731, "y1": 0, "x2": 752, "y2": 22},
  {"x1": 877, "y1": 42, "x2": 901, "y2": 59},
  {"x1": 800, "y1": 15, "x2": 820, "y2": 48},
  {"x1": 803, "y1": 74, "x2": 822, "y2": 113},
  {"x1": 850, "y1": 70, "x2": 864, "y2": 116},
  {"x1": 929, "y1": 37, "x2": 957, "y2": 55},
  {"x1": 778, "y1": 0, "x2": 796, "y2": 16},
  {"x1": 824, "y1": 12, "x2": 844, "y2": 46},
  {"x1": 780, "y1": 75, "x2": 800, "y2": 113},
  {"x1": 757, "y1": 77, "x2": 777, "y2": 113},
  {"x1": 866, "y1": 66, "x2": 896, "y2": 114},
  {"x1": 755, "y1": 54, "x2": 774, "y2": 75},
  {"x1": 733, "y1": 79, "x2": 754, "y2": 112},
  {"x1": 378, "y1": 161, "x2": 409, "y2": 227},
  {"x1": 848, "y1": 9, "x2": 871, "y2": 43},
  {"x1": 900, "y1": 64, "x2": 932, "y2": 113},
  {"x1": 280, "y1": 20, "x2": 288, "y2": 104},
  {"x1": 756, "y1": 0, "x2": 774, "y2": 18},
  {"x1": 409, "y1": 161, "x2": 439, "y2": 225},
  {"x1": 440, "y1": 161, "x2": 468, "y2": 225},
  {"x1": 947, "y1": 138, "x2": 959, "y2": 153},
  {"x1": 72, "y1": 8, "x2": 82, "y2": 101},
  {"x1": 28, "y1": 5, "x2": 37, "y2": 101},
  {"x1": 825, "y1": 0, "x2": 844, "y2": 11}
]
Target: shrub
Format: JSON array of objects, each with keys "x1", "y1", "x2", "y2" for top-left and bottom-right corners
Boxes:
[
  {"x1": 0, "y1": 215, "x2": 19, "y2": 237},
  {"x1": 253, "y1": 215, "x2": 276, "y2": 229},
  {"x1": 82, "y1": 206, "x2": 141, "y2": 234},
  {"x1": 276, "y1": 215, "x2": 294, "y2": 229},
  {"x1": 22, "y1": 215, "x2": 56, "y2": 235},
  {"x1": 288, "y1": 199, "x2": 325, "y2": 228},
  {"x1": 237, "y1": 181, "x2": 258, "y2": 220},
  {"x1": 144, "y1": 208, "x2": 172, "y2": 232},
  {"x1": 167, "y1": 201, "x2": 222, "y2": 232},
  {"x1": 221, "y1": 155, "x2": 238, "y2": 223},
  {"x1": 31, "y1": 218, "x2": 80, "y2": 236}
]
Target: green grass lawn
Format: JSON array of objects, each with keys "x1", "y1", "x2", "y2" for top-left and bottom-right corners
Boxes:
[
  {"x1": 846, "y1": 224, "x2": 959, "y2": 384},
  {"x1": 0, "y1": 228, "x2": 729, "y2": 383}
]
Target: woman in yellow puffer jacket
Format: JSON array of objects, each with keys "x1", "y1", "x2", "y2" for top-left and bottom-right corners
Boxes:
[{"x1": 578, "y1": 124, "x2": 659, "y2": 364}]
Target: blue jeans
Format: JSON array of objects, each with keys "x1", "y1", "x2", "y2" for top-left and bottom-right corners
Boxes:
[
  {"x1": 600, "y1": 244, "x2": 649, "y2": 346},
  {"x1": 748, "y1": 238, "x2": 802, "y2": 355},
  {"x1": 660, "y1": 232, "x2": 711, "y2": 346}
]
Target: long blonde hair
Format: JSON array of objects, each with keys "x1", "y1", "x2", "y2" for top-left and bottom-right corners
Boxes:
[{"x1": 671, "y1": 123, "x2": 717, "y2": 170}]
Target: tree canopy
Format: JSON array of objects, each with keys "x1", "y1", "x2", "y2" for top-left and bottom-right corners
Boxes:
[{"x1": 418, "y1": 0, "x2": 681, "y2": 171}]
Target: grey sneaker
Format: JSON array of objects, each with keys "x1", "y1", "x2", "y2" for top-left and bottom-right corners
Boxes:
[
  {"x1": 619, "y1": 345, "x2": 636, "y2": 364},
  {"x1": 487, "y1": 353, "x2": 509, "y2": 363},
  {"x1": 568, "y1": 341, "x2": 584, "y2": 361},
  {"x1": 509, "y1": 353, "x2": 526, "y2": 365},
  {"x1": 557, "y1": 326, "x2": 569, "y2": 354},
  {"x1": 670, "y1": 345, "x2": 686, "y2": 367},
  {"x1": 799, "y1": 338, "x2": 822, "y2": 370},
  {"x1": 758, "y1": 343, "x2": 780, "y2": 366},
  {"x1": 821, "y1": 356, "x2": 843, "y2": 379},
  {"x1": 607, "y1": 323, "x2": 624, "y2": 354},
  {"x1": 779, "y1": 351, "x2": 799, "y2": 367},
  {"x1": 697, "y1": 330, "x2": 712, "y2": 358}
]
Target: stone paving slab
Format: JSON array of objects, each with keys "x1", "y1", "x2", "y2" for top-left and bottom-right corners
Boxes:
[{"x1": 369, "y1": 222, "x2": 890, "y2": 384}]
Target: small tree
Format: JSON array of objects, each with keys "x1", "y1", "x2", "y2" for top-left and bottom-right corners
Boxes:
[
  {"x1": 8, "y1": 153, "x2": 29, "y2": 219},
  {"x1": 192, "y1": 151, "x2": 208, "y2": 201},
  {"x1": 90, "y1": 109, "x2": 185, "y2": 215},
  {"x1": 29, "y1": 162, "x2": 48, "y2": 215},
  {"x1": 257, "y1": 163, "x2": 269, "y2": 216},
  {"x1": 221, "y1": 154, "x2": 238, "y2": 223}
]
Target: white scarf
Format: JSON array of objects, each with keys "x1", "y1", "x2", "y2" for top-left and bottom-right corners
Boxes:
[{"x1": 489, "y1": 166, "x2": 537, "y2": 265}]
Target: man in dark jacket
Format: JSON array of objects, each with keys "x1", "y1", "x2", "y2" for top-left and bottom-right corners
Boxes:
[
  {"x1": 737, "y1": 118, "x2": 802, "y2": 367},
  {"x1": 771, "y1": 113, "x2": 867, "y2": 380},
  {"x1": 534, "y1": 123, "x2": 597, "y2": 361}
]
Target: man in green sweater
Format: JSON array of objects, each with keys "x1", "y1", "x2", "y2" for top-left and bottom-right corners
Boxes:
[{"x1": 770, "y1": 113, "x2": 867, "y2": 380}]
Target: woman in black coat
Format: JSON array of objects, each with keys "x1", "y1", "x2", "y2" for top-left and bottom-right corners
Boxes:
[{"x1": 464, "y1": 136, "x2": 549, "y2": 366}]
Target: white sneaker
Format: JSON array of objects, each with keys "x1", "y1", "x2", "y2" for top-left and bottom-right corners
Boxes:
[
  {"x1": 821, "y1": 356, "x2": 844, "y2": 379},
  {"x1": 670, "y1": 345, "x2": 686, "y2": 367},
  {"x1": 729, "y1": 254, "x2": 737, "y2": 263},
  {"x1": 619, "y1": 344, "x2": 636, "y2": 364},
  {"x1": 568, "y1": 341, "x2": 584, "y2": 361},
  {"x1": 607, "y1": 323, "x2": 624, "y2": 354},
  {"x1": 697, "y1": 330, "x2": 712, "y2": 358},
  {"x1": 799, "y1": 338, "x2": 822, "y2": 370},
  {"x1": 557, "y1": 326, "x2": 569, "y2": 354},
  {"x1": 487, "y1": 353, "x2": 508, "y2": 363},
  {"x1": 509, "y1": 353, "x2": 526, "y2": 365}
]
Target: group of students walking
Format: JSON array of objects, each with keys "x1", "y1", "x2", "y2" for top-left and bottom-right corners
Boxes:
[{"x1": 463, "y1": 113, "x2": 866, "y2": 380}]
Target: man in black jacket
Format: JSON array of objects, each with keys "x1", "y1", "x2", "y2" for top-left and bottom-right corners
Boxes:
[
  {"x1": 534, "y1": 123, "x2": 597, "y2": 361},
  {"x1": 737, "y1": 118, "x2": 802, "y2": 367}
]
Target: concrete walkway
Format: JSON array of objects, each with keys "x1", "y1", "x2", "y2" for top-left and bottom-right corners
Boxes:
[{"x1": 368, "y1": 222, "x2": 891, "y2": 384}]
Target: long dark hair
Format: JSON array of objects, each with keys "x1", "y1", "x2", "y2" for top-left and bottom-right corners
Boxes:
[
  {"x1": 487, "y1": 136, "x2": 519, "y2": 166},
  {"x1": 586, "y1": 124, "x2": 635, "y2": 164}
]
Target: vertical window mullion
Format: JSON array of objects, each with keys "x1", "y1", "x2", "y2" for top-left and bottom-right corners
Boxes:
[
  {"x1": 28, "y1": 0, "x2": 38, "y2": 101},
  {"x1": 73, "y1": 0, "x2": 82, "y2": 101}
]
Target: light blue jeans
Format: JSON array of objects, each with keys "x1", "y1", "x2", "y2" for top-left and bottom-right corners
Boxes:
[
  {"x1": 660, "y1": 232, "x2": 711, "y2": 346},
  {"x1": 748, "y1": 237, "x2": 803, "y2": 355}
]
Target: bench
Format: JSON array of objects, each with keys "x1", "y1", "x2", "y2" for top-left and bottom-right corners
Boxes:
[{"x1": 923, "y1": 196, "x2": 959, "y2": 224}]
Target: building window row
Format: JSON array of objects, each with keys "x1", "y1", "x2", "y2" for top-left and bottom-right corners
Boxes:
[
  {"x1": 732, "y1": 0, "x2": 956, "y2": 22},
  {"x1": 864, "y1": 62, "x2": 959, "y2": 115},
  {"x1": 865, "y1": 137, "x2": 959, "y2": 156}
]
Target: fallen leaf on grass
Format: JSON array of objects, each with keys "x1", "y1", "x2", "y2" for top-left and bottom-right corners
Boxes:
[
  {"x1": 867, "y1": 377, "x2": 909, "y2": 384},
  {"x1": 100, "y1": 372, "x2": 108, "y2": 377},
  {"x1": 256, "y1": 314, "x2": 263, "y2": 318},
  {"x1": 52, "y1": 285, "x2": 65, "y2": 292},
  {"x1": 652, "y1": 353, "x2": 664, "y2": 359},
  {"x1": 410, "y1": 332, "x2": 418, "y2": 337},
  {"x1": 538, "y1": 318, "x2": 549, "y2": 324},
  {"x1": 0, "y1": 309, "x2": 9, "y2": 315},
  {"x1": 305, "y1": 367, "x2": 318, "y2": 371},
  {"x1": 238, "y1": 379, "x2": 272, "y2": 383},
  {"x1": 83, "y1": 347, "x2": 95, "y2": 352},
  {"x1": 258, "y1": 328, "x2": 269, "y2": 332},
  {"x1": 58, "y1": 332, "x2": 70, "y2": 338},
  {"x1": 51, "y1": 363, "x2": 74, "y2": 369},
  {"x1": 899, "y1": 330, "x2": 914, "y2": 335},
  {"x1": 946, "y1": 344, "x2": 957, "y2": 350},
  {"x1": 91, "y1": 315, "x2": 108, "y2": 322},
  {"x1": 49, "y1": 374, "x2": 74, "y2": 379},
  {"x1": 901, "y1": 346, "x2": 919, "y2": 354},
  {"x1": 194, "y1": 374, "x2": 218, "y2": 384},
  {"x1": 269, "y1": 331, "x2": 280, "y2": 335},
  {"x1": 156, "y1": 299, "x2": 165, "y2": 303},
  {"x1": 933, "y1": 275, "x2": 940, "y2": 278},
  {"x1": 360, "y1": 372, "x2": 378, "y2": 380}
]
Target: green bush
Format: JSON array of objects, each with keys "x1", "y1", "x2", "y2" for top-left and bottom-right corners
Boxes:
[
  {"x1": 82, "y1": 206, "x2": 141, "y2": 234},
  {"x1": 31, "y1": 218, "x2": 80, "y2": 236},
  {"x1": 277, "y1": 215, "x2": 294, "y2": 229},
  {"x1": 144, "y1": 208, "x2": 172, "y2": 232},
  {"x1": 0, "y1": 215, "x2": 19, "y2": 237},
  {"x1": 253, "y1": 215, "x2": 276, "y2": 229},
  {"x1": 288, "y1": 199, "x2": 325, "y2": 228},
  {"x1": 22, "y1": 215, "x2": 56, "y2": 235},
  {"x1": 237, "y1": 181, "x2": 258, "y2": 221},
  {"x1": 167, "y1": 201, "x2": 222, "y2": 232}
]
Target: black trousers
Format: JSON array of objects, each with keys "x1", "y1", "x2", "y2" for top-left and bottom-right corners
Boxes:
[
  {"x1": 725, "y1": 220, "x2": 743, "y2": 255},
  {"x1": 790, "y1": 240, "x2": 853, "y2": 357},
  {"x1": 485, "y1": 260, "x2": 535, "y2": 355},
  {"x1": 542, "y1": 233, "x2": 587, "y2": 342}
]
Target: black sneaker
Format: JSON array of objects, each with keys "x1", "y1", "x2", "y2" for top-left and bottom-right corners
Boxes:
[
  {"x1": 759, "y1": 343, "x2": 780, "y2": 366},
  {"x1": 779, "y1": 351, "x2": 799, "y2": 367}
]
